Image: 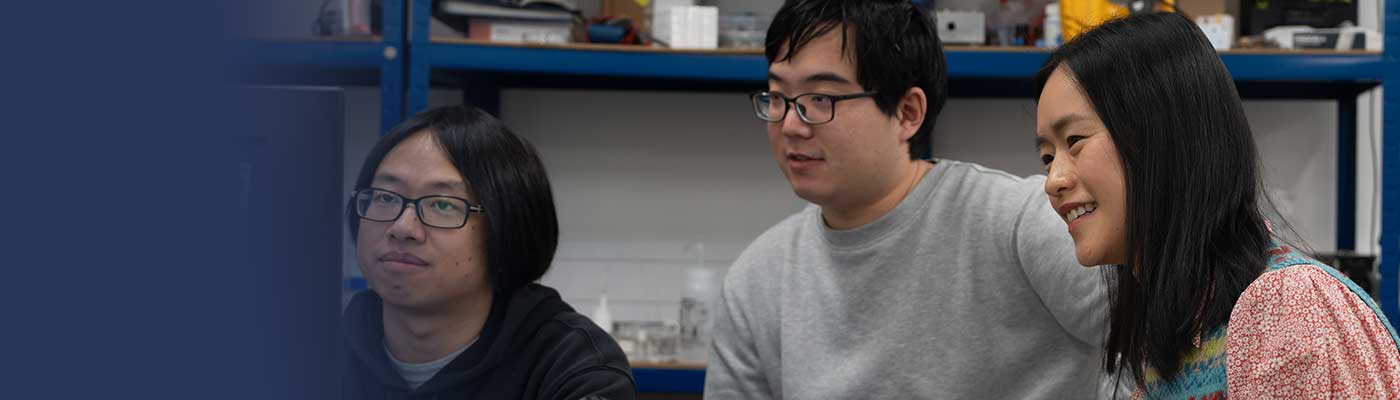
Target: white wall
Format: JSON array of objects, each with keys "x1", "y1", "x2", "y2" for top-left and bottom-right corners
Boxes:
[
  {"x1": 1356, "y1": 0, "x2": 1385, "y2": 256},
  {"x1": 497, "y1": 90, "x2": 806, "y2": 321},
  {"x1": 931, "y1": 99, "x2": 1347, "y2": 256},
  {"x1": 307, "y1": 0, "x2": 1387, "y2": 322},
  {"x1": 1358, "y1": 89, "x2": 1384, "y2": 255},
  {"x1": 335, "y1": 88, "x2": 1375, "y2": 322}
]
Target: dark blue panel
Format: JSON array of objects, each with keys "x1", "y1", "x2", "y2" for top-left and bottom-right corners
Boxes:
[
  {"x1": 1339, "y1": 99, "x2": 1358, "y2": 251},
  {"x1": 236, "y1": 86, "x2": 346, "y2": 399},
  {"x1": 424, "y1": 46, "x2": 1051, "y2": 81},
  {"x1": 945, "y1": 50, "x2": 1049, "y2": 78},
  {"x1": 1221, "y1": 53, "x2": 1384, "y2": 81},
  {"x1": 421, "y1": 43, "x2": 1382, "y2": 83},
  {"x1": 1378, "y1": 0, "x2": 1399, "y2": 323},
  {"x1": 946, "y1": 50, "x2": 1384, "y2": 81},
  {"x1": 426, "y1": 43, "x2": 767, "y2": 82},
  {"x1": 235, "y1": 40, "x2": 384, "y2": 86},
  {"x1": 248, "y1": 39, "x2": 384, "y2": 68},
  {"x1": 423, "y1": 45, "x2": 1059, "y2": 81},
  {"x1": 633, "y1": 367, "x2": 706, "y2": 394}
]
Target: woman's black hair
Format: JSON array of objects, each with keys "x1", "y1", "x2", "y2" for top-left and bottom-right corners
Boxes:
[
  {"x1": 348, "y1": 105, "x2": 559, "y2": 294},
  {"x1": 765, "y1": 0, "x2": 947, "y2": 159},
  {"x1": 1034, "y1": 12, "x2": 1279, "y2": 388}
]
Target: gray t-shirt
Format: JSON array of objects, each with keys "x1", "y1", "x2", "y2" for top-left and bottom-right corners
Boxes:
[
  {"x1": 385, "y1": 335, "x2": 478, "y2": 390},
  {"x1": 705, "y1": 159, "x2": 1113, "y2": 399}
]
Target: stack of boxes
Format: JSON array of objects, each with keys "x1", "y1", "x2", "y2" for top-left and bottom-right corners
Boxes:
[
  {"x1": 650, "y1": 0, "x2": 718, "y2": 49},
  {"x1": 602, "y1": 0, "x2": 718, "y2": 49}
]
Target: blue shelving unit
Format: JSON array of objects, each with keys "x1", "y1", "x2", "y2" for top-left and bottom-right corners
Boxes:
[
  {"x1": 408, "y1": 40, "x2": 1386, "y2": 82},
  {"x1": 371, "y1": 0, "x2": 1397, "y2": 394},
  {"x1": 424, "y1": 41, "x2": 766, "y2": 81},
  {"x1": 240, "y1": 0, "x2": 406, "y2": 134}
]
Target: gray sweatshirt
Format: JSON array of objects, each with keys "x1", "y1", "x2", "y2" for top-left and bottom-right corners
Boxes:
[{"x1": 704, "y1": 159, "x2": 1113, "y2": 399}]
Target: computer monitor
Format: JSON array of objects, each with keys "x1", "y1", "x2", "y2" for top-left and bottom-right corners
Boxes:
[{"x1": 234, "y1": 86, "x2": 344, "y2": 399}]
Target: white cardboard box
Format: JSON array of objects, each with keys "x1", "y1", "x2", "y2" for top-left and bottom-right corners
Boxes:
[
  {"x1": 1195, "y1": 14, "x2": 1234, "y2": 50},
  {"x1": 468, "y1": 17, "x2": 571, "y2": 44},
  {"x1": 653, "y1": 5, "x2": 718, "y2": 49}
]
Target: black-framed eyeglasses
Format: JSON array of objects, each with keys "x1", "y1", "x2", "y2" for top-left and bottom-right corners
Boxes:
[
  {"x1": 351, "y1": 188, "x2": 486, "y2": 229},
  {"x1": 750, "y1": 91, "x2": 878, "y2": 125}
]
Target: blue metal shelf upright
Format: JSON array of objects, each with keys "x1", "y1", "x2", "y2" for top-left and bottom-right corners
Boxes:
[
  {"x1": 388, "y1": 0, "x2": 1399, "y2": 394},
  {"x1": 239, "y1": 0, "x2": 407, "y2": 134},
  {"x1": 1381, "y1": 0, "x2": 1399, "y2": 324}
]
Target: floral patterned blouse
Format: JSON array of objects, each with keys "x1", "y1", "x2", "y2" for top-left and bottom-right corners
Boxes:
[{"x1": 1135, "y1": 243, "x2": 1400, "y2": 399}]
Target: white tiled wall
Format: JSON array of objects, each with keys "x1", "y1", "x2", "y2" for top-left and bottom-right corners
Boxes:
[
  {"x1": 246, "y1": 0, "x2": 1387, "y2": 339},
  {"x1": 341, "y1": 87, "x2": 1372, "y2": 323},
  {"x1": 493, "y1": 89, "x2": 804, "y2": 322},
  {"x1": 544, "y1": 240, "x2": 739, "y2": 323}
]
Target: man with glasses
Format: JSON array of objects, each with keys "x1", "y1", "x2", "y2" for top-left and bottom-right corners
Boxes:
[
  {"x1": 342, "y1": 105, "x2": 636, "y2": 399},
  {"x1": 705, "y1": 1, "x2": 1112, "y2": 398}
]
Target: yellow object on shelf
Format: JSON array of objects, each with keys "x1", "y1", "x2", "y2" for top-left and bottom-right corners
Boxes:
[{"x1": 1060, "y1": 0, "x2": 1176, "y2": 41}]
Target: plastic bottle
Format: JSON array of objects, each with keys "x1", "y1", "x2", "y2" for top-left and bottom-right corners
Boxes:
[{"x1": 591, "y1": 293, "x2": 614, "y2": 335}]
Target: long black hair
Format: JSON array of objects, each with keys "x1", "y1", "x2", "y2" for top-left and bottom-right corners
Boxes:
[
  {"x1": 348, "y1": 105, "x2": 559, "y2": 294},
  {"x1": 765, "y1": 0, "x2": 947, "y2": 159},
  {"x1": 1034, "y1": 12, "x2": 1276, "y2": 388}
]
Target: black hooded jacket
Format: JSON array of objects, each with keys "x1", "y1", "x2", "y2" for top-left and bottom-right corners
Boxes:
[{"x1": 342, "y1": 284, "x2": 636, "y2": 399}]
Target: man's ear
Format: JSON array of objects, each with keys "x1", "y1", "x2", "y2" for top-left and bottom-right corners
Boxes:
[{"x1": 895, "y1": 87, "x2": 926, "y2": 142}]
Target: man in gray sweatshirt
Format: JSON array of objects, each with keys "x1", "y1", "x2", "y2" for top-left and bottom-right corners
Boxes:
[{"x1": 704, "y1": 1, "x2": 1113, "y2": 398}]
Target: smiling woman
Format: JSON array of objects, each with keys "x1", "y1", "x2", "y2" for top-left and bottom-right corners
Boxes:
[
  {"x1": 1034, "y1": 12, "x2": 1400, "y2": 398},
  {"x1": 1035, "y1": 73, "x2": 1127, "y2": 267},
  {"x1": 341, "y1": 105, "x2": 637, "y2": 399}
]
